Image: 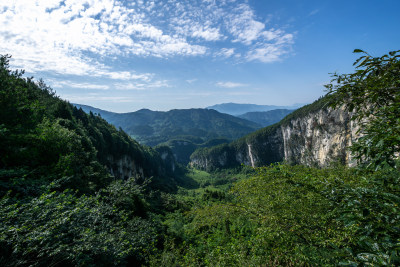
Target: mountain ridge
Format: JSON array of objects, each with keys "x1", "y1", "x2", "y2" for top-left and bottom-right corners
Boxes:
[
  {"x1": 206, "y1": 102, "x2": 305, "y2": 116},
  {"x1": 73, "y1": 103, "x2": 262, "y2": 163},
  {"x1": 73, "y1": 104, "x2": 262, "y2": 144},
  {"x1": 238, "y1": 109, "x2": 295, "y2": 127}
]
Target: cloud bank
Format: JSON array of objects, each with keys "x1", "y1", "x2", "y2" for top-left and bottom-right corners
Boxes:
[{"x1": 0, "y1": 0, "x2": 294, "y2": 76}]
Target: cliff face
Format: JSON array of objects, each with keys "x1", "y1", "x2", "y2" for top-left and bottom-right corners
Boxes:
[
  {"x1": 104, "y1": 146, "x2": 177, "y2": 181},
  {"x1": 108, "y1": 155, "x2": 145, "y2": 180},
  {"x1": 281, "y1": 106, "x2": 358, "y2": 167},
  {"x1": 190, "y1": 99, "x2": 359, "y2": 171}
]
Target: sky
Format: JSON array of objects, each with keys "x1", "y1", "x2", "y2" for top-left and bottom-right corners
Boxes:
[{"x1": 1, "y1": 0, "x2": 399, "y2": 112}]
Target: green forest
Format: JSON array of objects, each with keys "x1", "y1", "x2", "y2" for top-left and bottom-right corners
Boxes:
[{"x1": 1, "y1": 50, "x2": 399, "y2": 266}]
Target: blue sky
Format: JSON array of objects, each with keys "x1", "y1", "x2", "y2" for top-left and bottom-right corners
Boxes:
[{"x1": 1, "y1": 0, "x2": 399, "y2": 112}]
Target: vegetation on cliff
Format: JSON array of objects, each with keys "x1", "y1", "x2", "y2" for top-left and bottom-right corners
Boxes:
[{"x1": 326, "y1": 49, "x2": 400, "y2": 170}]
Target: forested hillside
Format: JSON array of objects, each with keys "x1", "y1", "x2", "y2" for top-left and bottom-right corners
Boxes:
[
  {"x1": 0, "y1": 54, "x2": 179, "y2": 265},
  {"x1": 74, "y1": 104, "x2": 261, "y2": 145},
  {"x1": 74, "y1": 104, "x2": 260, "y2": 164}
]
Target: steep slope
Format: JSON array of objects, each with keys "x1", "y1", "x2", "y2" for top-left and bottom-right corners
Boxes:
[
  {"x1": 191, "y1": 97, "x2": 359, "y2": 171},
  {"x1": 0, "y1": 59, "x2": 177, "y2": 196},
  {"x1": 207, "y1": 102, "x2": 304, "y2": 116},
  {"x1": 238, "y1": 109, "x2": 295, "y2": 126}
]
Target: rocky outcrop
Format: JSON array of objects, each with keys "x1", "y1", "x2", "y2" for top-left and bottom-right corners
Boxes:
[
  {"x1": 106, "y1": 147, "x2": 177, "y2": 180},
  {"x1": 155, "y1": 145, "x2": 177, "y2": 176},
  {"x1": 281, "y1": 106, "x2": 358, "y2": 167},
  {"x1": 108, "y1": 154, "x2": 145, "y2": 180},
  {"x1": 190, "y1": 98, "x2": 360, "y2": 171}
]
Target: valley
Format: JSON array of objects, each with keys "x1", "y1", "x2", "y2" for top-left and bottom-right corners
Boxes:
[{"x1": 73, "y1": 104, "x2": 293, "y2": 165}]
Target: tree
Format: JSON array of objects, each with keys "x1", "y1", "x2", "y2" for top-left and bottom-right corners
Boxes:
[{"x1": 325, "y1": 49, "x2": 400, "y2": 170}]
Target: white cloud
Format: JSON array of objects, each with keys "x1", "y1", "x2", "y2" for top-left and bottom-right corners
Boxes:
[
  {"x1": 63, "y1": 94, "x2": 135, "y2": 103},
  {"x1": 227, "y1": 4, "x2": 265, "y2": 45},
  {"x1": 0, "y1": 0, "x2": 295, "y2": 80},
  {"x1": 215, "y1": 48, "x2": 236, "y2": 58},
  {"x1": 192, "y1": 26, "x2": 222, "y2": 41},
  {"x1": 309, "y1": 9, "x2": 320, "y2": 16},
  {"x1": 114, "y1": 80, "x2": 169, "y2": 90},
  {"x1": 246, "y1": 33, "x2": 294, "y2": 63},
  {"x1": 0, "y1": 0, "x2": 207, "y2": 77},
  {"x1": 223, "y1": 4, "x2": 294, "y2": 62},
  {"x1": 52, "y1": 81, "x2": 110, "y2": 90},
  {"x1": 186, "y1": 79, "x2": 197, "y2": 84},
  {"x1": 100, "y1": 71, "x2": 153, "y2": 81},
  {"x1": 216, "y1": 81, "x2": 248, "y2": 88}
]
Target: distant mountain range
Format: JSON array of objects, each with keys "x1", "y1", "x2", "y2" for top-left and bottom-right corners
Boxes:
[
  {"x1": 73, "y1": 103, "x2": 304, "y2": 164},
  {"x1": 73, "y1": 104, "x2": 262, "y2": 163},
  {"x1": 74, "y1": 104, "x2": 261, "y2": 143},
  {"x1": 238, "y1": 109, "x2": 295, "y2": 127},
  {"x1": 206, "y1": 103, "x2": 305, "y2": 116}
]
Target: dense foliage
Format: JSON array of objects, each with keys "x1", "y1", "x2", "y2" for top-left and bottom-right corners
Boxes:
[
  {"x1": 177, "y1": 50, "x2": 400, "y2": 265},
  {"x1": 1, "y1": 180, "x2": 158, "y2": 266},
  {"x1": 151, "y1": 164, "x2": 400, "y2": 266},
  {"x1": 326, "y1": 49, "x2": 400, "y2": 170},
  {"x1": 0, "y1": 54, "x2": 174, "y2": 265}
]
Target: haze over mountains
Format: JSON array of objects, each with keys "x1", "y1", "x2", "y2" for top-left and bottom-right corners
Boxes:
[
  {"x1": 74, "y1": 104, "x2": 261, "y2": 145},
  {"x1": 238, "y1": 109, "x2": 294, "y2": 127},
  {"x1": 73, "y1": 103, "x2": 304, "y2": 164},
  {"x1": 74, "y1": 103, "x2": 270, "y2": 163},
  {"x1": 206, "y1": 103, "x2": 305, "y2": 116}
]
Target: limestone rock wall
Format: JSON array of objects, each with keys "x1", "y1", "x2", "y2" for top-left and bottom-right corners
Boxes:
[
  {"x1": 282, "y1": 106, "x2": 358, "y2": 167},
  {"x1": 108, "y1": 154, "x2": 144, "y2": 180},
  {"x1": 190, "y1": 105, "x2": 360, "y2": 170}
]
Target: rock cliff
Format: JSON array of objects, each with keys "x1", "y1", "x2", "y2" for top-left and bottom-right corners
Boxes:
[
  {"x1": 190, "y1": 98, "x2": 359, "y2": 171},
  {"x1": 107, "y1": 154, "x2": 146, "y2": 180},
  {"x1": 106, "y1": 146, "x2": 177, "y2": 181}
]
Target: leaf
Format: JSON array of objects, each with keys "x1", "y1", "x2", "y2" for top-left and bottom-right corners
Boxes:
[{"x1": 353, "y1": 49, "x2": 365, "y2": 53}]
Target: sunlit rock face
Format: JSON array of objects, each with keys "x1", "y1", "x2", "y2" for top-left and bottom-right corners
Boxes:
[
  {"x1": 190, "y1": 105, "x2": 360, "y2": 171},
  {"x1": 281, "y1": 106, "x2": 358, "y2": 167}
]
